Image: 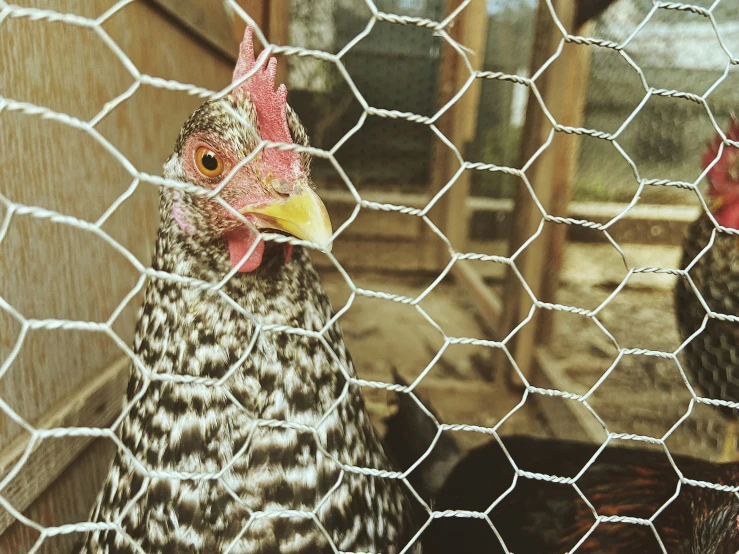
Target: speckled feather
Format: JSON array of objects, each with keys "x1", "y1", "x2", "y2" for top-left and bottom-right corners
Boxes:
[
  {"x1": 73, "y1": 95, "x2": 421, "y2": 553},
  {"x1": 675, "y1": 213, "x2": 739, "y2": 418}
]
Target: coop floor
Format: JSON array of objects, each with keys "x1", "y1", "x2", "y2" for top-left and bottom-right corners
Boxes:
[
  {"x1": 320, "y1": 241, "x2": 730, "y2": 461},
  {"x1": 318, "y1": 269, "x2": 554, "y2": 454},
  {"x1": 544, "y1": 281, "x2": 729, "y2": 461}
]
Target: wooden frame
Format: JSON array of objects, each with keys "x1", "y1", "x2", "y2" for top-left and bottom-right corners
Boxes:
[
  {"x1": 426, "y1": 0, "x2": 489, "y2": 262},
  {"x1": 148, "y1": 0, "x2": 290, "y2": 60},
  {"x1": 316, "y1": 191, "x2": 700, "y2": 272},
  {"x1": 0, "y1": 359, "x2": 129, "y2": 534},
  {"x1": 498, "y1": 0, "x2": 582, "y2": 383}
]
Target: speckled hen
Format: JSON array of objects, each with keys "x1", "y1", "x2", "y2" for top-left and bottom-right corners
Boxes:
[
  {"x1": 675, "y1": 116, "x2": 739, "y2": 451},
  {"x1": 73, "y1": 28, "x2": 420, "y2": 554}
]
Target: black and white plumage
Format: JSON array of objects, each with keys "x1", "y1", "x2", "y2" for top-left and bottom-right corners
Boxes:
[{"x1": 74, "y1": 29, "x2": 420, "y2": 554}]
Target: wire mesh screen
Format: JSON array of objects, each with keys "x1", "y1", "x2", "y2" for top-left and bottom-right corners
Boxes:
[{"x1": 2, "y1": 0, "x2": 739, "y2": 553}]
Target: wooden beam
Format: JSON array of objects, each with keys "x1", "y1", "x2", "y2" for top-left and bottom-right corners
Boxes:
[
  {"x1": 319, "y1": 189, "x2": 698, "y2": 247},
  {"x1": 498, "y1": 0, "x2": 580, "y2": 384},
  {"x1": 426, "y1": 0, "x2": 489, "y2": 266},
  {"x1": 532, "y1": 346, "x2": 604, "y2": 443},
  {"x1": 231, "y1": 1, "x2": 267, "y2": 43},
  {"x1": 148, "y1": 0, "x2": 241, "y2": 59},
  {"x1": 536, "y1": 19, "x2": 596, "y2": 344},
  {"x1": 0, "y1": 358, "x2": 129, "y2": 534},
  {"x1": 267, "y1": 0, "x2": 291, "y2": 86},
  {"x1": 450, "y1": 260, "x2": 503, "y2": 338},
  {"x1": 440, "y1": 0, "x2": 488, "y2": 255},
  {"x1": 316, "y1": 189, "x2": 692, "y2": 275},
  {"x1": 313, "y1": 236, "x2": 441, "y2": 273}
]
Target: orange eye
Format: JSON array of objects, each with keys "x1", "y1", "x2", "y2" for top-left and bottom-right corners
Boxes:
[{"x1": 195, "y1": 146, "x2": 224, "y2": 178}]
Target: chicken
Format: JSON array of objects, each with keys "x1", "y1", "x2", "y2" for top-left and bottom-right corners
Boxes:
[
  {"x1": 674, "y1": 116, "x2": 739, "y2": 446},
  {"x1": 384, "y1": 388, "x2": 739, "y2": 553},
  {"x1": 424, "y1": 435, "x2": 739, "y2": 553},
  {"x1": 382, "y1": 370, "x2": 462, "y2": 502},
  {"x1": 73, "y1": 28, "x2": 420, "y2": 554}
]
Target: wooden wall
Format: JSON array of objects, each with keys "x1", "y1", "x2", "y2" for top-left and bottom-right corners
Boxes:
[{"x1": 0, "y1": 1, "x2": 241, "y2": 551}]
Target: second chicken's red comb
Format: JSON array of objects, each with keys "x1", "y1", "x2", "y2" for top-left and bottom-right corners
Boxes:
[{"x1": 231, "y1": 27, "x2": 301, "y2": 183}]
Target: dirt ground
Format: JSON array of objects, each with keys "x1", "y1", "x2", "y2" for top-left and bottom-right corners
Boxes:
[
  {"x1": 319, "y1": 241, "x2": 732, "y2": 461},
  {"x1": 548, "y1": 281, "x2": 730, "y2": 460},
  {"x1": 318, "y1": 269, "x2": 554, "y2": 453}
]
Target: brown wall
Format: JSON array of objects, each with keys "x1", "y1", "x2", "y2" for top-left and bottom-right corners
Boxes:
[{"x1": 0, "y1": 1, "x2": 236, "y2": 550}]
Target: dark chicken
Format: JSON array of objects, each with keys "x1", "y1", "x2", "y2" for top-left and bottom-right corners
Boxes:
[
  {"x1": 424, "y1": 436, "x2": 739, "y2": 553},
  {"x1": 74, "y1": 29, "x2": 420, "y2": 554},
  {"x1": 675, "y1": 116, "x2": 739, "y2": 436},
  {"x1": 382, "y1": 370, "x2": 462, "y2": 501},
  {"x1": 385, "y1": 386, "x2": 739, "y2": 553}
]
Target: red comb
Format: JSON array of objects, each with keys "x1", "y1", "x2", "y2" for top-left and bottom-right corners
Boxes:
[
  {"x1": 701, "y1": 116, "x2": 739, "y2": 195},
  {"x1": 232, "y1": 27, "x2": 301, "y2": 184}
]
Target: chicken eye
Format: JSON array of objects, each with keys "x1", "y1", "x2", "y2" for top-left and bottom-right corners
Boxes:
[{"x1": 195, "y1": 146, "x2": 224, "y2": 178}]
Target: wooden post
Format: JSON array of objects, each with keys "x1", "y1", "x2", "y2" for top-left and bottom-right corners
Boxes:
[
  {"x1": 536, "y1": 19, "x2": 595, "y2": 344},
  {"x1": 426, "y1": 0, "x2": 488, "y2": 266},
  {"x1": 232, "y1": 1, "x2": 266, "y2": 41},
  {"x1": 266, "y1": 0, "x2": 290, "y2": 85},
  {"x1": 498, "y1": 0, "x2": 583, "y2": 384},
  {"x1": 231, "y1": 0, "x2": 290, "y2": 98}
]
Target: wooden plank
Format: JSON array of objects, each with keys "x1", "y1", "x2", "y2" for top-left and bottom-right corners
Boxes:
[
  {"x1": 498, "y1": 0, "x2": 579, "y2": 384},
  {"x1": 148, "y1": 0, "x2": 242, "y2": 59},
  {"x1": 319, "y1": 189, "x2": 698, "y2": 247},
  {"x1": 426, "y1": 0, "x2": 488, "y2": 266},
  {"x1": 267, "y1": 0, "x2": 290, "y2": 45},
  {"x1": 0, "y1": 439, "x2": 116, "y2": 554},
  {"x1": 321, "y1": 189, "x2": 425, "y2": 241},
  {"x1": 575, "y1": 0, "x2": 620, "y2": 28},
  {"x1": 0, "y1": 0, "x2": 234, "y2": 535},
  {"x1": 267, "y1": 0, "x2": 291, "y2": 86},
  {"x1": 439, "y1": 0, "x2": 489, "y2": 255},
  {"x1": 0, "y1": 358, "x2": 129, "y2": 535},
  {"x1": 536, "y1": 19, "x2": 596, "y2": 344},
  {"x1": 320, "y1": 189, "x2": 427, "y2": 210},
  {"x1": 149, "y1": 0, "x2": 290, "y2": 61},
  {"x1": 495, "y1": 1, "x2": 562, "y2": 372},
  {"x1": 232, "y1": 0, "x2": 267, "y2": 41},
  {"x1": 0, "y1": 0, "x2": 234, "y2": 446},
  {"x1": 532, "y1": 347, "x2": 604, "y2": 443},
  {"x1": 450, "y1": 260, "x2": 503, "y2": 338},
  {"x1": 312, "y1": 237, "x2": 441, "y2": 273}
]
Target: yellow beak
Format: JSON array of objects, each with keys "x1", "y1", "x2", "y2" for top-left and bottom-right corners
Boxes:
[{"x1": 241, "y1": 185, "x2": 333, "y2": 251}]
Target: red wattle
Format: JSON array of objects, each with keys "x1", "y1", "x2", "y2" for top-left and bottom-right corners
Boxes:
[{"x1": 224, "y1": 227, "x2": 265, "y2": 272}]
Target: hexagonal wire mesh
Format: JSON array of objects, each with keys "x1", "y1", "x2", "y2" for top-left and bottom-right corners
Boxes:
[{"x1": 2, "y1": 0, "x2": 739, "y2": 552}]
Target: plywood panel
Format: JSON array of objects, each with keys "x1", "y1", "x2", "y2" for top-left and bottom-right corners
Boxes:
[
  {"x1": 0, "y1": 358, "x2": 129, "y2": 535},
  {"x1": 0, "y1": 438, "x2": 116, "y2": 554},
  {"x1": 0, "y1": 0, "x2": 232, "y2": 460}
]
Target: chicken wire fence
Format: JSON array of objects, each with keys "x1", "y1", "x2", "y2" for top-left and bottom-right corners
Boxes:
[{"x1": 1, "y1": 0, "x2": 739, "y2": 552}]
